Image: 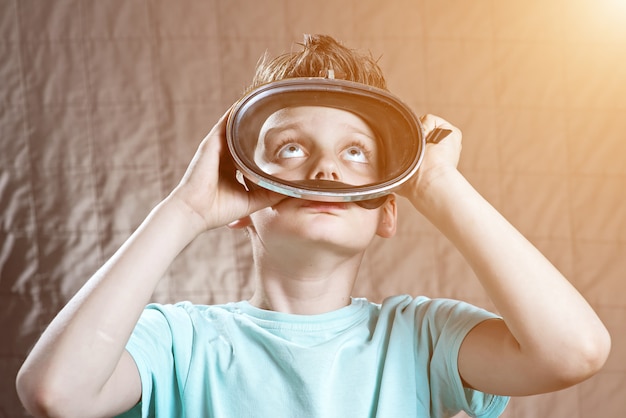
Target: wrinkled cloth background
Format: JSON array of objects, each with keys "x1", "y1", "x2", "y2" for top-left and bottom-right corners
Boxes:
[{"x1": 1, "y1": 1, "x2": 625, "y2": 417}]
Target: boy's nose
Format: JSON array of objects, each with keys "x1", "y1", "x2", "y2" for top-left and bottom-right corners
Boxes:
[{"x1": 310, "y1": 157, "x2": 341, "y2": 181}]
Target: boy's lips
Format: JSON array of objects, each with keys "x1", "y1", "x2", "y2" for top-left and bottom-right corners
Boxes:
[{"x1": 300, "y1": 201, "x2": 349, "y2": 212}]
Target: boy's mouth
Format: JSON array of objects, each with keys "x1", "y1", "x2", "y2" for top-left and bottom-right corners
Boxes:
[{"x1": 300, "y1": 201, "x2": 349, "y2": 212}]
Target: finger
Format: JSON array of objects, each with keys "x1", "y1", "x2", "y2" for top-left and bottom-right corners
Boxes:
[
  {"x1": 187, "y1": 108, "x2": 233, "y2": 179},
  {"x1": 420, "y1": 113, "x2": 454, "y2": 131},
  {"x1": 419, "y1": 113, "x2": 444, "y2": 135},
  {"x1": 197, "y1": 108, "x2": 231, "y2": 153},
  {"x1": 246, "y1": 189, "x2": 288, "y2": 214},
  {"x1": 419, "y1": 114, "x2": 461, "y2": 144}
]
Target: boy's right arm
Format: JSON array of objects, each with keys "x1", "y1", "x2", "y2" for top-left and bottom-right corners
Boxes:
[{"x1": 15, "y1": 111, "x2": 283, "y2": 418}]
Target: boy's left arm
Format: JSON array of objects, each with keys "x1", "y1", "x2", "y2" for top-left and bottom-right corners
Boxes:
[{"x1": 402, "y1": 115, "x2": 611, "y2": 396}]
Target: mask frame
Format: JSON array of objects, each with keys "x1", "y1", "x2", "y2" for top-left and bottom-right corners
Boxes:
[{"x1": 226, "y1": 77, "x2": 425, "y2": 205}]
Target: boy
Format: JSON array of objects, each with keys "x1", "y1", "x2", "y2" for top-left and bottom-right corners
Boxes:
[{"x1": 16, "y1": 35, "x2": 610, "y2": 418}]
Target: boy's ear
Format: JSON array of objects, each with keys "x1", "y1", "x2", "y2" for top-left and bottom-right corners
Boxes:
[
  {"x1": 376, "y1": 194, "x2": 397, "y2": 238},
  {"x1": 227, "y1": 216, "x2": 252, "y2": 229}
]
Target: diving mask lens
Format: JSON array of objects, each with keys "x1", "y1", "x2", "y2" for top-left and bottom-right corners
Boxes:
[{"x1": 226, "y1": 78, "x2": 425, "y2": 205}]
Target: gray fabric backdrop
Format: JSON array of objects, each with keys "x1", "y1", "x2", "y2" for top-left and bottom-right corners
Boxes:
[{"x1": 1, "y1": 1, "x2": 625, "y2": 416}]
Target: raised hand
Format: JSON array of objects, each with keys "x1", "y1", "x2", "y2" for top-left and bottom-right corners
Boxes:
[
  {"x1": 168, "y1": 109, "x2": 286, "y2": 233},
  {"x1": 396, "y1": 113, "x2": 463, "y2": 209}
]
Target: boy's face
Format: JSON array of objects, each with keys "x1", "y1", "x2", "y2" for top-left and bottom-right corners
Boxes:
[
  {"x1": 254, "y1": 106, "x2": 381, "y2": 186},
  {"x1": 238, "y1": 106, "x2": 397, "y2": 254}
]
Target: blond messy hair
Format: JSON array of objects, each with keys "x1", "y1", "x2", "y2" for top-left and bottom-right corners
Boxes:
[{"x1": 247, "y1": 34, "x2": 387, "y2": 93}]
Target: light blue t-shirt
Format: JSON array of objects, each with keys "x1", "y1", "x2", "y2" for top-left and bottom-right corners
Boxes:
[{"x1": 119, "y1": 295, "x2": 509, "y2": 418}]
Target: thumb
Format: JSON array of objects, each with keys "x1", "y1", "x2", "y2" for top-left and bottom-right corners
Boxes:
[
  {"x1": 226, "y1": 189, "x2": 286, "y2": 229},
  {"x1": 246, "y1": 188, "x2": 288, "y2": 214}
]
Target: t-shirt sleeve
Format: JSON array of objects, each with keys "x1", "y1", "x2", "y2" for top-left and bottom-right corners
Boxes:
[
  {"x1": 429, "y1": 299, "x2": 509, "y2": 417},
  {"x1": 389, "y1": 295, "x2": 510, "y2": 418},
  {"x1": 116, "y1": 303, "x2": 194, "y2": 418}
]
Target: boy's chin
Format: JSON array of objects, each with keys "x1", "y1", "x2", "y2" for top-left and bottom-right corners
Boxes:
[{"x1": 288, "y1": 219, "x2": 377, "y2": 249}]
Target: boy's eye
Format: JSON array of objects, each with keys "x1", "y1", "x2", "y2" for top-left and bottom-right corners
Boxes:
[
  {"x1": 342, "y1": 146, "x2": 369, "y2": 163},
  {"x1": 277, "y1": 143, "x2": 306, "y2": 159}
]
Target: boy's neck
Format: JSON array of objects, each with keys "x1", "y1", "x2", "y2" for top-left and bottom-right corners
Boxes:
[{"x1": 248, "y1": 247, "x2": 364, "y2": 315}]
